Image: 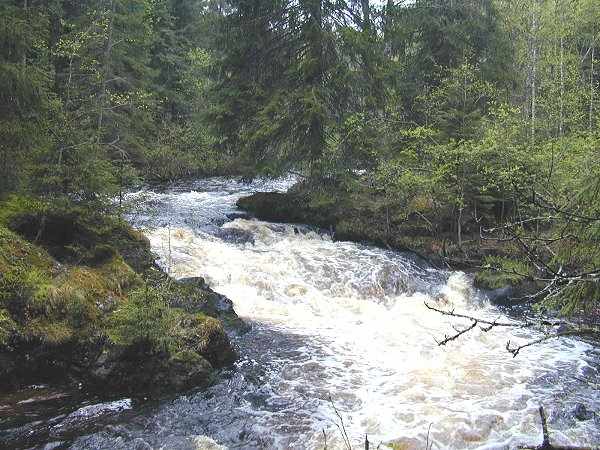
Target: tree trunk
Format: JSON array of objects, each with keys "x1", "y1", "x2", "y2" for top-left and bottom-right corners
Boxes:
[
  {"x1": 559, "y1": 35, "x2": 564, "y2": 137},
  {"x1": 457, "y1": 207, "x2": 463, "y2": 249},
  {"x1": 98, "y1": 0, "x2": 116, "y2": 141},
  {"x1": 590, "y1": 46, "x2": 595, "y2": 131},
  {"x1": 530, "y1": 0, "x2": 540, "y2": 144},
  {"x1": 361, "y1": 0, "x2": 370, "y2": 32}
]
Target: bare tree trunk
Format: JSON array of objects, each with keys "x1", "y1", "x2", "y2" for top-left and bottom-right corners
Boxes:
[
  {"x1": 97, "y1": 0, "x2": 116, "y2": 141},
  {"x1": 529, "y1": 0, "x2": 540, "y2": 144},
  {"x1": 559, "y1": 35, "x2": 564, "y2": 137},
  {"x1": 361, "y1": 0, "x2": 370, "y2": 32},
  {"x1": 23, "y1": 0, "x2": 28, "y2": 65},
  {"x1": 590, "y1": 46, "x2": 595, "y2": 131},
  {"x1": 457, "y1": 207, "x2": 463, "y2": 249}
]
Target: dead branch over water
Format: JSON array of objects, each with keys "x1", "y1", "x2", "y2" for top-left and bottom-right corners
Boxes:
[{"x1": 423, "y1": 302, "x2": 600, "y2": 357}]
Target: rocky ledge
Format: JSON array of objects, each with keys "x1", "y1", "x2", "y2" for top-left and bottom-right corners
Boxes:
[{"x1": 0, "y1": 196, "x2": 245, "y2": 397}]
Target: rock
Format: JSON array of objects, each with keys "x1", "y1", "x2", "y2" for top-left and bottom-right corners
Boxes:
[
  {"x1": 236, "y1": 192, "x2": 307, "y2": 223},
  {"x1": 574, "y1": 403, "x2": 594, "y2": 421},
  {"x1": 89, "y1": 343, "x2": 217, "y2": 395},
  {"x1": 0, "y1": 205, "x2": 240, "y2": 400},
  {"x1": 171, "y1": 276, "x2": 248, "y2": 332},
  {"x1": 42, "y1": 441, "x2": 66, "y2": 450},
  {"x1": 191, "y1": 435, "x2": 227, "y2": 450},
  {"x1": 214, "y1": 227, "x2": 255, "y2": 245},
  {"x1": 180, "y1": 315, "x2": 238, "y2": 369},
  {"x1": 226, "y1": 212, "x2": 252, "y2": 221},
  {"x1": 179, "y1": 276, "x2": 209, "y2": 289},
  {"x1": 167, "y1": 351, "x2": 214, "y2": 391},
  {"x1": 485, "y1": 286, "x2": 514, "y2": 306},
  {"x1": 50, "y1": 399, "x2": 132, "y2": 435}
]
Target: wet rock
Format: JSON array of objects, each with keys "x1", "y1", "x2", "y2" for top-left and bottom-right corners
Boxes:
[
  {"x1": 191, "y1": 435, "x2": 227, "y2": 450},
  {"x1": 131, "y1": 438, "x2": 153, "y2": 450},
  {"x1": 50, "y1": 399, "x2": 132, "y2": 435},
  {"x1": 574, "y1": 403, "x2": 594, "y2": 421},
  {"x1": 214, "y1": 227, "x2": 255, "y2": 245},
  {"x1": 172, "y1": 276, "x2": 248, "y2": 332},
  {"x1": 179, "y1": 276, "x2": 209, "y2": 289},
  {"x1": 237, "y1": 192, "x2": 312, "y2": 224},
  {"x1": 42, "y1": 441, "x2": 65, "y2": 450},
  {"x1": 226, "y1": 212, "x2": 252, "y2": 221},
  {"x1": 387, "y1": 436, "x2": 421, "y2": 450},
  {"x1": 266, "y1": 223, "x2": 287, "y2": 233},
  {"x1": 485, "y1": 286, "x2": 514, "y2": 306},
  {"x1": 167, "y1": 351, "x2": 215, "y2": 391}
]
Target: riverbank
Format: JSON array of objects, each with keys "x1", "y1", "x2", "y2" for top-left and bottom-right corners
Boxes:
[
  {"x1": 0, "y1": 196, "x2": 244, "y2": 398},
  {"x1": 236, "y1": 181, "x2": 535, "y2": 295}
]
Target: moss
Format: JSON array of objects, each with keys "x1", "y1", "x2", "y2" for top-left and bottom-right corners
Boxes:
[
  {"x1": 26, "y1": 319, "x2": 74, "y2": 345},
  {"x1": 0, "y1": 195, "x2": 45, "y2": 227},
  {"x1": 0, "y1": 198, "x2": 238, "y2": 394},
  {"x1": 0, "y1": 308, "x2": 16, "y2": 347},
  {"x1": 107, "y1": 286, "x2": 237, "y2": 369},
  {"x1": 106, "y1": 285, "x2": 180, "y2": 351},
  {"x1": 1, "y1": 197, "x2": 154, "y2": 270},
  {"x1": 171, "y1": 349, "x2": 204, "y2": 365}
]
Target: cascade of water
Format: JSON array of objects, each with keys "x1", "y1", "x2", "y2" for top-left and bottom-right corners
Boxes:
[{"x1": 25, "y1": 177, "x2": 598, "y2": 450}]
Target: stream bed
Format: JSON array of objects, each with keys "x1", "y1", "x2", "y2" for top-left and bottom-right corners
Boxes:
[{"x1": 1, "y1": 177, "x2": 599, "y2": 449}]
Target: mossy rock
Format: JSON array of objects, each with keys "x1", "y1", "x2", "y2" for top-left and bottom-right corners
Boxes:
[
  {"x1": 2, "y1": 196, "x2": 154, "y2": 271},
  {"x1": 168, "y1": 276, "x2": 248, "y2": 332},
  {"x1": 0, "y1": 198, "x2": 240, "y2": 395},
  {"x1": 179, "y1": 313, "x2": 238, "y2": 368}
]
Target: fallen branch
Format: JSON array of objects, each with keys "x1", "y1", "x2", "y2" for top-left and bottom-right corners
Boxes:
[
  {"x1": 328, "y1": 395, "x2": 352, "y2": 450},
  {"x1": 506, "y1": 330, "x2": 600, "y2": 357},
  {"x1": 434, "y1": 319, "x2": 478, "y2": 345}
]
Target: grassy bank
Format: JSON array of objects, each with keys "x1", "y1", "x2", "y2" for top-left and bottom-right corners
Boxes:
[{"x1": 0, "y1": 196, "x2": 243, "y2": 396}]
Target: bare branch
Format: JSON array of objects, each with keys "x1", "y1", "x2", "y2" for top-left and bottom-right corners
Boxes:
[
  {"x1": 518, "y1": 406, "x2": 592, "y2": 450},
  {"x1": 434, "y1": 319, "x2": 478, "y2": 346},
  {"x1": 506, "y1": 330, "x2": 600, "y2": 358}
]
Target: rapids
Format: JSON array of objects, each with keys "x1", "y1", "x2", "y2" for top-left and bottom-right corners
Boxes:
[{"x1": 3, "y1": 177, "x2": 599, "y2": 449}]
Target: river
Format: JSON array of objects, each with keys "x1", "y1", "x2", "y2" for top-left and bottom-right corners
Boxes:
[{"x1": 2, "y1": 177, "x2": 599, "y2": 449}]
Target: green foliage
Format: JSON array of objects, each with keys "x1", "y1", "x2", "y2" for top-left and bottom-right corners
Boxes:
[
  {"x1": 475, "y1": 256, "x2": 533, "y2": 289},
  {"x1": 1, "y1": 0, "x2": 599, "y2": 317},
  {"x1": 0, "y1": 308, "x2": 16, "y2": 347},
  {"x1": 107, "y1": 285, "x2": 179, "y2": 351}
]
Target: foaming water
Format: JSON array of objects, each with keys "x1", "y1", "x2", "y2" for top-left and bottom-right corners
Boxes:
[{"x1": 72, "y1": 177, "x2": 599, "y2": 449}]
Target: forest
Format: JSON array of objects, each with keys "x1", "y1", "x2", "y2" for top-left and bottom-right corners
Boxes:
[
  {"x1": 1, "y1": 0, "x2": 600, "y2": 448},
  {"x1": 2, "y1": 0, "x2": 599, "y2": 313}
]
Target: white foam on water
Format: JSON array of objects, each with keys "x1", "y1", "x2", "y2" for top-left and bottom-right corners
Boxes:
[
  {"x1": 65, "y1": 177, "x2": 597, "y2": 450},
  {"x1": 140, "y1": 207, "x2": 599, "y2": 449}
]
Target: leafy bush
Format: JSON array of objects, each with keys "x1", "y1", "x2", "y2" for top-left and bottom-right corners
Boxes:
[{"x1": 107, "y1": 286, "x2": 182, "y2": 352}]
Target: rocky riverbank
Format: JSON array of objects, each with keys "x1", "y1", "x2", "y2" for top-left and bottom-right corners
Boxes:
[
  {"x1": 0, "y1": 196, "x2": 244, "y2": 398},
  {"x1": 236, "y1": 183, "x2": 538, "y2": 297}
]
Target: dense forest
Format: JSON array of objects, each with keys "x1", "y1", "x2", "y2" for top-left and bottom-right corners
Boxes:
[{"x1": 3, "y1": 0, "x2": 599, "y2": 313}]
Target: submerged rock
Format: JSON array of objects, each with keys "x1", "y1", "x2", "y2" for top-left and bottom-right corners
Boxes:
[
  {"x1": 214, "y1": 227, "x2": 255, "y2": 245},
  {"x1": 226, "y1": 212, "x2": 252, "y2": 221},
  {"x1": 573, "y1": 403, "x2": 594, "y2": 421}
]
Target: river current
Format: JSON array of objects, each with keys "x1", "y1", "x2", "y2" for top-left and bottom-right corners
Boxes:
[{"x1": 2, "y1": 177, "x2": 599, "y2": 449}]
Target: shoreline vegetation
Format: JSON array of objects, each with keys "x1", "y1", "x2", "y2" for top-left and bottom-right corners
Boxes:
[{"x1": 0, "y1": 195, "x2": 245, "y2": 398}]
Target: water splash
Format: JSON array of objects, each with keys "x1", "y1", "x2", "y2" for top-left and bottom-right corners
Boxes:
[{"x1": 69, "y1": 177, "x2": 599, "y2": 449}]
